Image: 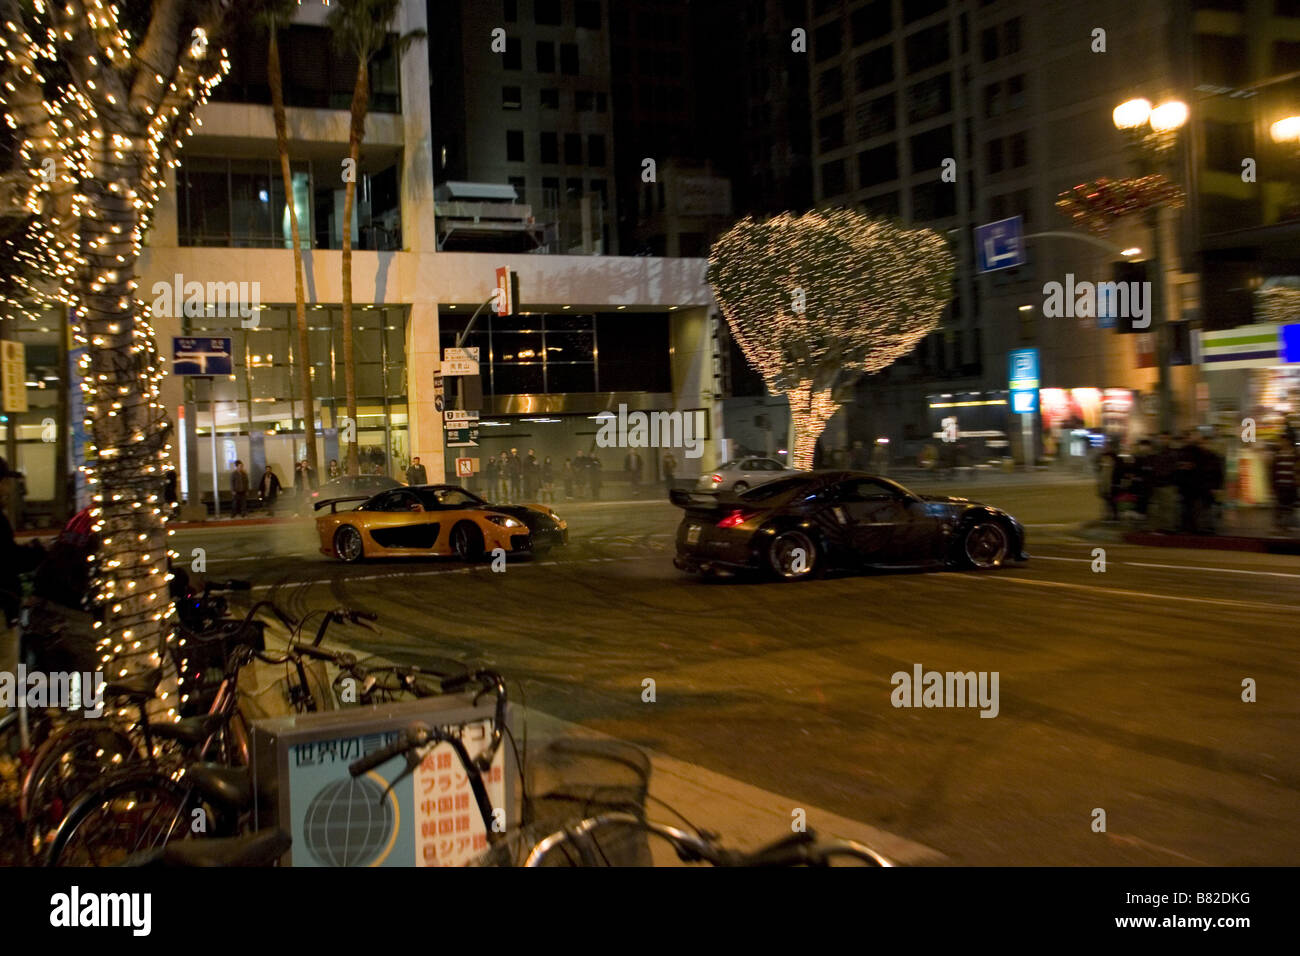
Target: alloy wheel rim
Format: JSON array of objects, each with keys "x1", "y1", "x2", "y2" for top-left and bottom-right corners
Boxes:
[
  {"x1": 966, "y1": 524, "x2": 1007, "y2": 568},
  {"x1": 772, "y1": 532, "x2": 814, "y2": 578},
  {"x1": 337, "y1": 527, "x2": 362, "y2": 561}
]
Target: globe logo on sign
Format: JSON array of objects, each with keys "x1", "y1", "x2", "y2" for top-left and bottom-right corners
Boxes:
[{"x1": 303, "y1": 776, "x2": 395, "y2": 867}]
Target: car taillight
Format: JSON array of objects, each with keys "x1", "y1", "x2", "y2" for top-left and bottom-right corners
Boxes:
[
  {"x1": 716, "y1": 509, "x2": 750, "y2": 529},
  {"x1": 711, "y1": 474, "x2": 723, "y2": 483}
]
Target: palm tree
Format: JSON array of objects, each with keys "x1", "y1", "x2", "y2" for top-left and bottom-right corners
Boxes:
[
  {"x1": 327, "y1": 0, "x2": 424, "y2": 476},
  {"x1": 256, "y1": 0, "x2": 318, "y2": 478}
]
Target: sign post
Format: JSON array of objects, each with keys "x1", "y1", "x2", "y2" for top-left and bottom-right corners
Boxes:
[{"x1": 1008, "y1": 348, "x2": 1040, "y2": 471}]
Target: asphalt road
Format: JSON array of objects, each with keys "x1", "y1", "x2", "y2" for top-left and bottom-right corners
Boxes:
[{"x1": 172, "y1": 477, "x2": 1300, "y2": 866}]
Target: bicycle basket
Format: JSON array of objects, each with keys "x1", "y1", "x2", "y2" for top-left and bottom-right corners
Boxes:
[{"x1": 171, "y1": 619, "x2": 266, "y2": 716}]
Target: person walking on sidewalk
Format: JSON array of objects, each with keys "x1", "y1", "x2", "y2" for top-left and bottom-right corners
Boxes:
[
  {"x1": 1272, "y1": 429, "x2": 1298, "y2": 532},
  {"x1": 562, "y1": 458, "x2": 575, "y2": 499},
  {"x1": 1096, "y1": 438, "x2": 1123, "y2": 521},
  {"x1": 230, "y1": 460, "x2": 249, "y2": 518},
  {"x1": 406, "y1": 456, "x2": 428, "y2": 486},
  {"x1": 662, "y1": 451, "x2": 677, "y2": 493},
  {"x1": 257, "y1": 465, "x2": 281, "y2": 511},
  {"x1": 541, "y1": 457, "x2": 555, "y2": 503}
]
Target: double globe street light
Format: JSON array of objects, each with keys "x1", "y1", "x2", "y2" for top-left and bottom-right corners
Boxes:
[{"x1": 1112, "y1": 97, "x2": 1189, "y2": 435}]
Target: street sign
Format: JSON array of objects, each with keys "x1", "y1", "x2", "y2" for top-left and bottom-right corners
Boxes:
[
  {"x1": 975, "y1": 216, "x2": 1025, "y2": 273},
  {"x1": 174, "y1": 336, "x2": 233, "y2": 376},
  {"x1": 1, "y1": 340, "x2": 27, "y2": 413},
  {"x1": 442, "y1": 347, "x2": 480, "y2": 377},
  {"x1": 1281, "y1": 323, "x2": 1300, "y2": 364},
  {"x1": 445, "y1": 428, "x2": 479, "y2": 447},
  {"x1": 455, "y1": 457, "x2": 477, "y2": 478},
  {"x1": 433, "y1": 372, "x2": 444, "y2": 413},
  {"x1": 1008, "y1": 347, "x2": 1039, "y2": 415},
  {"x1": 494, "y1": 266, "x2": 514, "y2": 316},
  {"x1": 443, "y1": 409, "x2": 479, "y2": 426}
]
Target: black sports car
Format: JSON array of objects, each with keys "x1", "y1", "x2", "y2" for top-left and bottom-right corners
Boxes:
[{"x1": 670, "y1": 471, "x2": 1028, "y2": 580}]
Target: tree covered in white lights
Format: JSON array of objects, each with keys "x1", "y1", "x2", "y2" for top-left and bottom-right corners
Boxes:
[
  {"x1": 707, "y1": 208, "x2": 954, "y2": 468},
  {"x1": 1, "y1": 0, "x2": 234, "y2": 698}
]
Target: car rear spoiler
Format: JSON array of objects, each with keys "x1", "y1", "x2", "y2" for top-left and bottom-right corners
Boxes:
[
  {"x1": 669, "y1": 488, "x2": 740, "y2": 510},
  {"x1": 313, "y1": 495, "x2": 370, "y2": 514}
]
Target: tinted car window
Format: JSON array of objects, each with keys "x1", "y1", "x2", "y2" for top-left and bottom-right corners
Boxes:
[
  {"x1": 836, "y1": 478, "x2": 901, "y2": 501},
  {"x1": 417, "y1": 488, "x2": 483, "y2": 509},
  {"x1": 739, "y1": 476, "x2": 817, "y2": 502}
]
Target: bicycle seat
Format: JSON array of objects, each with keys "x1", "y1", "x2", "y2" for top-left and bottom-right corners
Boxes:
[
  {"x1": 183, "y1": 763, "x2": 251, "y2": 814},
  {"x1": 102, "y1": 669, "x2": 162, "y2": 702},
  {"x1": 122, "y1": 829, "x2": 291, "y2": 868},
  {"x1": 150, "y1": 713, "x2": 225, "y2": 746}
]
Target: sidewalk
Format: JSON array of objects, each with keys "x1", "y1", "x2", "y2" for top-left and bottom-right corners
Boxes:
[{"x1": 1075, "y1": 508, "x2": 1300, "y2": 555}]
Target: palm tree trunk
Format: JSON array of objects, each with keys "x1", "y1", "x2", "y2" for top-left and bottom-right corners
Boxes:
[
  {"x1": 341, "y1": 59, "x2": 368, "y2": 477},
  {"x1": 268, "y1": 29, "x2": 318, "y2": 477}
]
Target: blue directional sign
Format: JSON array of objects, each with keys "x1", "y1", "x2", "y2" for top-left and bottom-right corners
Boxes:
[
  {"x1": 173, "y1": 337, "x2": 233, "y2": 376},
  {"x1": 975, "y1": 215, "x2": 1026, "y2": 273},
  {"x1": 1008, "y1": 347, "x2": 1039, "y2": 414},
  {"x1": 1282, "y1": 323, "x2": 1300, "y2": 364}
]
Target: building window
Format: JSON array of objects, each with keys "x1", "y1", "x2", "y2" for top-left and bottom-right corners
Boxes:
[
  {"x1": 541, "y1": 176, "x2": 560, "y2": 204},
  {"x1": 987, "y1": 137, "x2": 1004, "y2": 174},
  {"x1": 855, "y1": 92, "x2": 896, "y2": 139},
  {"x1": 596, "y1": 92, "x2": 608, "y2": 112},
  {"x1": 910, "y1": 125, "x2": 953, "y2": 174},
  {"x1": 855, "y1": 46, "x2": 893, "y2": 92},
  {"x1": 1007, "y1": 74, "x2": 1026, "y2": 110},
  {"x1": 502, "y1": 85, "x2": 522, "y2": 110},
  {"x1": 507, "y1": 129, "x2": 524, "y2": 162},
  {"x1": 566, "y1": 177, "x2": 583, "y2": 198},
  {"x1": 540, "y1": 132, "x2": 558, "y2": 164},
  {"x1": 983, "y1": 82, "x2": 1002, "y2": 118},
  {"x1": 904, "y1": 23, "x2": 949, "y2": 74},
  {"x1": 1003, "y1": 17, "x2": 1021, "y2": 56},
  {"x1": 862, "y1": 190, "x2": 899, "y2": 218},
  {"x1": 560, "y1": 42, "x2": 579, "y2": 75},
  {"x1": 503, "y1": 37, "x2": 521, "y2": 71},
  {"x1": 912, "y1": 181, "x2": 955, "y2": 220},
  {"x1": 851, "y1": 0, "x2": 892, "y2": 46},
  {"x1": 980, "y1": 26, "x2": 998, "y2": 62},
  {"x1": 821, "y1": 158, "x2": 847, "y2": 197},
  {"x1": 814, "y1": 22, "x2": 843, "y2": 62},
  {"x1": 535, "y1": 0, "x2": 561, "y2": 26},
  {"x1": 576, "y1": 0, "x2": 602, "y2": 29},
  {"x1": 588, "y1": 134, "x2": 606, "y2": 166},
  {"x1": 590, "y1": 178, "x2": 608, "y2": 208},
  {"x1": 564, "y1": 133, "x2": 583, "y2": 165},
  {"x1": 508, "y1": 175, "x2": 526, "y2": 204},
  {"x1": 540, "y1": 87, "x2": 560, "y2": 109},
  {"x1": 504, "y1": 0, "x2": 517, "y2": 22},
  {"x1": 537, "y1": 41, "x2": 556, "y2": 73},
  {"x1": 576, "y1": 90, "x2": 594, "y2": 111},
  {"x1": 1009, "y1": 131, "x2": 1028, "y2": 168},
  {"x1": 818, "y1": 65, "x2": 843, "y2": 107},
  {"x1": 818, "y1": 113, "x2": 845, "y2": 152},
  {"x1": 857, "y1": 144, "x2": 898, "y2": 188},
  {"x1": 906, "y1": 72, "x2": 951, "y2": 123},
  {"x1": 904, "y1": 0, "x2": 947, "y2": 23}
]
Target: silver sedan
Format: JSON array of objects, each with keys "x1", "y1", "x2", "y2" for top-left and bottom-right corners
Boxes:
[{"x1": 696, "y1": 457, "x2": 800, "y2": 493}]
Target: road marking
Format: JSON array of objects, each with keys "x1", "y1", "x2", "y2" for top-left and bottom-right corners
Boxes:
[
  {"x1": 1033, "y1": 554, "x2": 1300, "y2": 580},
  {"x1": 987, "y1": 574, "x2": 1300, "y2": 612},
  {"x1": 248, "y1": 553, "x2": 654, "y2": 592}
]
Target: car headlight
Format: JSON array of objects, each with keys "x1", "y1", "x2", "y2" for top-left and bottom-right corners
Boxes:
[{"x1": 486, "y1": 515, "x2": 523, "y2": 528}]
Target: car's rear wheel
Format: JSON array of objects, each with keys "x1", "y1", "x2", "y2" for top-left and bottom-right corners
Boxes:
[
  {"x1": 767, "y1": 529, "x2": 818, "y2": 581},
  {"x1": 961, "y1": 521, "x2": 1009, "y2": 569},
  {"x1": 333, "y1": 525, "x2": 364, "y2": 563},
  {"x1": 451, "y1": 521, "x2": 485, "y2": 561},
  {"x1": 733, "y1": 481, "x2": 749, "y2": 493}
]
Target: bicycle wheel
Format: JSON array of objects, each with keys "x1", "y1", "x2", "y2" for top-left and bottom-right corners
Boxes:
[
  {"x1": 21, "y1": 722, "x2": 138, "y2": 859},
  {"x1": 45, "y1": 769, "x2": 193, "y2": 867}
]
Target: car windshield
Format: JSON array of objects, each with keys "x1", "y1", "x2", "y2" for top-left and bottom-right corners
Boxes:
[
  {"x1": 415, "y1": 487, "x2": 484, "y2": 509},
  {"x1": 738, "y1": 475, "x2": 816, "y2": 502}
]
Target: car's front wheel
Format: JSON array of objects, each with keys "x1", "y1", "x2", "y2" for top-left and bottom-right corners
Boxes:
[
  {"x1": 960, "y1": 521, "x2": 1009, "y2": 569},
  {"x1": 733, "y1": 481, "x2": 749, "y2": 493},
  {"x1": 451, "y1": 521, "x2": 486, "y2": 561},
  {"x1": 767, "y1": 529, "x2": 819, "y2": 581},
  {"x1": 333, "y1": 525, "x2": 365, "y2": 563}
]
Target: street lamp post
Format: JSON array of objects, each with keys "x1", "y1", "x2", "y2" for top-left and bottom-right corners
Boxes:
[{"x1": 1113, "y1": 98, "x2": 1188, "y2": 435}]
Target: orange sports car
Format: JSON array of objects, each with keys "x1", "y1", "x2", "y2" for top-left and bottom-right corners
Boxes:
[{"x1": 314, "y1": 484, "x2": 568, "y2": 563}]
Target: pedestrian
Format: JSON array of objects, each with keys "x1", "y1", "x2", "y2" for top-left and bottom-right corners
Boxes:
[
  {"x1": 1272, "y1": 429, "x2": 1297, "y2": 532},
  {"x1": 497, "y1": 452, "x2": 511, "y2": 502},
  {"x1": 1175, "y1": 431, "x2": 1213, "y2": 534},
  {"x1": 1148, "y1": 432, "x2": 1178, "y2": 531},
  {"x1": 293, "y1": 460, "x2": 306, "y2": 498},
  {"x1": 1132, "y1": 439, "x2": 1155, "y2": 519},
  {"x1": 327, "y1": 459, "x2": 340, "y2": 481},
  {"x1": 485, "y1": 455, "x2": 499, "y2": 500},
  {"x1": 230, "y1": 460, "x2": 249, "y2": 517},
  {"x1": 507, "y1": 447, "x2": 522, "y2": 502},
  {"x1": 406, "y1": 456, "x2": 428, "y2": 486},
  {"x1": 662, "y1": 451, "x2": 677, "y2": 493},
  {"x1": 588, "y1": 452, "x2": 602, "y2": 500},
  {"x1": 524, "y1": 449, "x2": 539, "y2": 499},
  {"x1": 540, "y1": 457, "x2": 555, "y2": 502},
  {"x1": 562, "y1": 458, "x2": 575, "y2": 499},
  {"x1": 1096, "y1": 438, "x2": 1122, "y2": 521},
  {"x1": 625, "y1": 450, "x2": 642, "y2": 496},
  {"x1": 257, "y1": 465, "x2": 281, "y2": 510}
]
